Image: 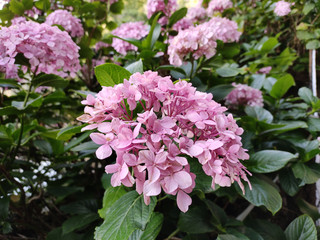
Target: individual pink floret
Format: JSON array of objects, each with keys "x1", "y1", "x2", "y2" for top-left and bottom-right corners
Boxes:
[
  {"x1": 111, "y1": 21, "x2": 149, "y2": 55},
  {"x1": 78, "y1": 71, "x2": 251, "y2": 212},
  {"x1": 187, "y1": 7, "x2": 207, "y2": 23},
  {"x1": 225, "y1": 83, "x2": 264, "y2": 108},
  {"x1": 207, "y1": 0, "x2": 233, "y2": 15},
  {"x1": 0, "y1": 21, "x2": 80, "y2": 79},
  {"x1": 274, "y1": 1, "x2": 293, "y2": 16},
  {"x1": 45, "y1": 10, "x2": 84, "y2": 38}
]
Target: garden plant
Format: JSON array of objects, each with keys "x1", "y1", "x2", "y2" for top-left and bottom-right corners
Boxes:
[{"x1": 1, "y1": 0, "x2": 320, "y2": 239}]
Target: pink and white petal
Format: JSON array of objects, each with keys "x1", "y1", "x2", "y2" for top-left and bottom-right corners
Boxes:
[
  {"x1": 148, "y1": 167, "x2": 161, "y2": 183},
  {"x1": 105, "y1": 163, "x2": 120, "y2": 173},
  {"x1": 151, "y1": 134, "x2": 161, "y2": 143},
  {"x1": 175, "y1": 156, "x2": 188, "y2": 166},
  {"x1": 144, "y1": 180, "x2": 161, "y2": 196},
  {"x1": 81, "y1": 124, "x2": 98, "y2": 131},
  {"x1": 188, "y1": 144, "x2": 203, "y2": 157},
  {"x1": 96, "y1": 144, "x2": 112, "y2": 159},
  {"x1": 155, "y1": 151, "x2": 168, "y2": 164},
  {"x1": 173, "y1": 171, "x2": 192, "y2": 189},
  {"x1": 133, "y1": 123, "x2": 141, "y2": 138},
  {"x1": 97, "y1": 122, "x2": 112, "y2": 133},
  {"x1": 110, "y1": 173, "x2": 121, "y2": 187},
  {"x1": 177, "y1": 190, "x2": 192, "y2": 213},
  {"x1": 123, "y1": 153, "x2": 137, "y2": 166},
  {"x1": 90, "y1": 133, "x2": 107, "y2": 144},
  {"x1": 163, "y1": 176, "x2": 178, "y2": 194},
  {"x1": 119, "y1": 163, "x2": 129, "y2": 180}
]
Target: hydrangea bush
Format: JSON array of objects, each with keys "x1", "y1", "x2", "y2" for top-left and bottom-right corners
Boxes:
[{"x1": 1, "y1": 0, "x2": 320, "y2": 239}]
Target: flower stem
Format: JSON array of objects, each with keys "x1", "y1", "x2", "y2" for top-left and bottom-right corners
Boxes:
[{"x1": 166, "y1": 228, "x2": 179, "y2": 240}]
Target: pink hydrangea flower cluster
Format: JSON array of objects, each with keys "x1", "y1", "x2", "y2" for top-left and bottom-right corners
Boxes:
[
  {"x1": 78, "y1": 71, "x2": 251, "y2": 212},
  {"x1": 207, "y1": 0, "x2": 233, "y2": 15},
  {"x1": 257, "y1": 66, "x2": 272, "y2": 74},
  {"x1": 95, "y1": 41, "x2": 110, "y2": 51},
  {"x1": 25, "y1": 6, "x2": 42, "y2": 18},
  {"x1": 187, "y1": 7, "x2": 207, "y2": 23},
  {"x1": 172, "y1": 18, "x2": 193, "y2": 32},
  {"x1": 146, "y1": 0, "x2": 178, "y2": 25},
  {"x1": 45, "y1": 10, "x2": 84, "y2": 38},
  {"x1": 168, "y1": 17, "x2": 241, "y2": 66},
  {"x1": 0, "y1": 21, "x2": 80, "y2": 79},
  {"x1": 111, "y1": 21, "x2": 149, "y2": 55},
  {"x1": 274, "y1": 1, "x2": 293, "y2": 16},
  {"x1": 225, "y1": 83, "x2": 264, "y2": 108}
]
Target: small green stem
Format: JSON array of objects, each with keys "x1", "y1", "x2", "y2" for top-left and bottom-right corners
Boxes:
[
  {"x1": 157, "y1": 195, "x2": 168, "y2": 202},
  {"x1": 166, "y1": 228, "x2": 179, "y2": 240},
  {"x1": 12, "y1": 83, "x2": 33, "y2": 161}
]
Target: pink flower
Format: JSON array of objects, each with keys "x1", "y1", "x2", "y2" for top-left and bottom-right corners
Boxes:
[
  {"x1": 147, "y1": 0, "x2": 177, "y2": 25},
  {"x1": 45, "y1": 10, "x2": 84, "y2": 38},
  {"x1": 112, "y1": 22, "x2": 149, "y2": 55},
  {"x1": 168, "y1": 17, "x2": 241, "y2": 66},
  {"x1": 225, "y1": 83, "x2": 264, "y2": 108},
  {"x1": 187, "y1": 7, "x2": 207, "y2": 23},
  {"x1": 257, "y1": 66, "x2": 272, "y2": 74},
  {"x1": 207, "y1": 0, "x2": 232, "y2": 15},
  {"x1": 0, "y1": 21, "x2": 80, "y2": 79},
  {"x1": 172, "y1": 18, "x2": 193, "y2": 32},
  {"x1": 274, "y1": 1, "x2": 293, "y2": 16},
  {"x1": 78, "y1": 71, "x2": 251, "y2": 212}
]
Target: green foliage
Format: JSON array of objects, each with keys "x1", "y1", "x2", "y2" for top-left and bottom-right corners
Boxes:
[{"x1": 95, "y1": 63, "x2": 132, "y2": 87}]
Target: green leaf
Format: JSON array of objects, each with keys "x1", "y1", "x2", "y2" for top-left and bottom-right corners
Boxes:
[
  {"x1": 216, "y1": 65, "x2": 241, "y2": 77},
  {"x1": 237, "y1": 176, "x2": 282, "y2": 215},
  {"x1": 245, "y1": 219, "x2": 285, "y2": 240},
  {"x1": 22, "y1": 0, "x2": 33, "y2": 10},
  {"x1": 303, "y1": 3, "x2": 315, "y2": 15},
  {"x1": 178, "y1": 206, "x2": 215, "y2": 233},
  {"x1": 128, "y1": 212, "x2": 163, "y2": 240},
  {"x1": 9, "y1": 0, "x2": 25, "y2": 15},
  {"x1": 284, "y1": 215, "x2": 317, "y2": 240},
  {"x1": 260, "y1": 37, "x2": 279, "y2": 54},
  {"x1": 296, "y1": 198, "x2": 320, "y2": 221},
  {"x1": 261, "y1": 121, "x2": 307, "y2": 135},
  {"x1": 245, "y1": 150, "x2": 296, "y2": 173},
  {"x1": 245, "y1": 106, "x2": 273, "y2": 123},
  {"x1": 35, "y1": 0, "x2": 50, "y2": 11},
  {"x1": 207, "y1": 84, "x2": 235, "y2": 102},
  {"x1": 168, "y1": 7, "x2": 187, "y2": 27},
  {"x1": 220, "y1": 43, "x2": 240, "y2": 59},
  {"x1": 217, "y1": 234, "x2": 243, "y2": 240},
  {"x1": 62, "y1": 213, "x2": 99, "y2": 235},
  {"x1": 12, "y1": 96, "x2": 43, "y2": 110},
  {"x1": 157, "y1": 65, "x2": 186, "y2": 75},
  {"x1": 94, "y1": 63, "x2": 131, "y2": 87},
  {"x1": 292, "y1": 163, "x2": 320, "y2": 186},
  {"x1": 0, "y1": 79, "x2": 21, "y2": 89},
  {"x1": 279, "y1": 168, "x2": 300, "y2": 197},
  {"x1": 46, "y1": 227, "x2": 82, "y2": 240},
  {"x1": 298, "y1": 87, "x2": 317, "y2": 105},
  {"x1": 95, "y1": 191, "x2": 156, "y2": 240},
  {"x1": 0, "y1": 106, "x2": 23, "y2": 116},
  {"x1": 98, "y1": 186, "x2": 127, "y2": 219},
  {"x1": 270, "y1": 74, "x2": 295, "y2": 99},
  {"x1": 306, "y1": 40, "x2": 320, "y2": 50},
  {"x1": 308, "y1": 118, "x2": 320, "y2": 132},
  {"x1": 0, "y1": 9, "x2": 14, "y2": 22},
  {"x1": 126, "y1": 59, "x2": 143, "y2": 74},
  {"x1": 56, "y1": 125, "x2": 83, "y2": 141},
  {"x1": 110, "y1": 0, "x2": 124, "y2": 14},
  {"x1": 143, "y1": 12, "x2": 162, "y2": 49},
  {"x1": 32, "y1": 74, "x2": 69, "y2": 89},
  {"x1": 296, "y1": 31, "x2": 316, "y2": 41},
  {"x1": 71, "y1": 141, "x2": 99, "y2": 152}
]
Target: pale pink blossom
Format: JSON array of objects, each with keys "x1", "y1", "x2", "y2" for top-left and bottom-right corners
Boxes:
[
  {"x1": 168, "y1": 17, "x2": 241, "y2": 66},
  {"x1": 225, "y1": 83, "x2": 264, "y2": 108},
  {"x1": 78, "y1": 71, "x2": 251, "y2": 212},
  {"x1": 45, "y1": 10, "x2": 84, "y2": 38},
  {"x1": 112, "y1": 22, "x2": 149, "y2": 55},
  {"x1": 147, "y1": 0, "x2": 178, "y2": 25},
  {"x1": 0, "y1": 21, "x2": 80, "y2": 79},
  {"x1": 257, "y1": 66, "x2": 272, "y2": 74},
  {"x1": 274, "y1": 1, "x2": 293, "y2": 16},
  {"x1": 187, "y1": 7, "x2": 207, "y2": 23},
  {"x1": 207, "y1": 0, "x2": 232, "y2": 15}
]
